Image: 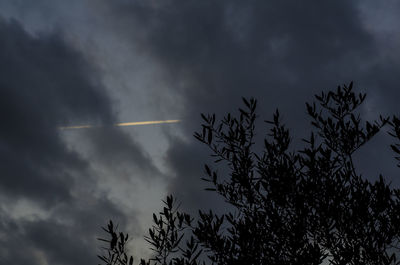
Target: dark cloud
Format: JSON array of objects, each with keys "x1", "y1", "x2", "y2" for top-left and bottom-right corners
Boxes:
[
  {"x1": 106, "y1": 0, "x2": 400, "y2": 210},
  {"x1": 83, "y1": 127, "x2": 162, "y2": 182},
  {"x1": 0, "y1": 16, "x2": 157, "y2": 265},
  {"x1": 0, "y1": 209, "x2": 40, "y2": 265},
  {"x1": 113, "y1": 0, "x2": 373, "y2": 118},
  {"x1": 0, "y1": 17, "x2": 111, "y2": 205},
  {"x1": 1, "y1": 1, "x2": 400, "y2": 265},
  {"x1": 0, "y1": 15, "x2": 159, "y2": 202},
  {"x1": 0, "y1": 197, "x2": 128, "y2": 265}
]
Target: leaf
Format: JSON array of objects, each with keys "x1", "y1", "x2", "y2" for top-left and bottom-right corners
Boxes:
[
  {"x1": 204, "y1": 164, "x2": 211, "y2": 176},
  {"x1": 167, "y1": 195, "x2": 173, "y2": 209},
  {"x1": 242, "y1": 97, "x2": 250, "y2": 108},
  {"x1": 110, "y1": 233, "x2": 117, "y2": 249},
  {"x1": 391, "y1": 144, "x2": 400, "y2": 154},
  {"x1": 97, "y1": 255, "x2": 109, "y2": 263},
  {"x1": 207, "y1": 128, "x2": 213, "y2": 143}
]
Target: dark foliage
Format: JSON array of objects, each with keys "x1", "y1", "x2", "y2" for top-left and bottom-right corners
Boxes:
[{"x1": 98, "y1": 83, "x2": 400, "y2": 265}]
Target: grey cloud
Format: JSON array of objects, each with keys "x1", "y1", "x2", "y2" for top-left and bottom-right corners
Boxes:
[
  {"x1": 107, "y1": 0, "x2": 377, "y2": 135},
  {"x1": 105, "y1": 0, "x2": 400, "y2": 209},
  {"x1": 0, "y1": 15, "x2": 159, "y2": 204},
  {"x1": 0, "y1": 197, "x2": 128, "y2": 265},
  {"x1": 24, "y1": 198, "x2": 129, "y2": 265},
  {"x1": 83, "y1": 127, "x2": 161, "y2": 182},
  {"x1": 1, "y1": 1, "x2": 400, "y2": 264},
  {"x1": 0, "y1": 210, "x2": 41, "y2": 265},
  {"x1": 0, "y1": 17, "x2": 112, "y2": 205},
  {"x1": 0, "y1": 16, "x2": 157, "y2": 265}
]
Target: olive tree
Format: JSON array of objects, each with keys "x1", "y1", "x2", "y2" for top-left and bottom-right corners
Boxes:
[{"x1": 98, "y1": 83, "x2": 400, "y2": 265}]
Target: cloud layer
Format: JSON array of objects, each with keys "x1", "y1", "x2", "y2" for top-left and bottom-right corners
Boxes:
[
  {"x1": 105, "y1": 0, "x2": 400, "y2": 210},
  {"x1": 1, "y1": 1, "x2": 400, "y2": 265},
  {"x1": 0, "y1": 17, "x2": 157, "y2": 265}
]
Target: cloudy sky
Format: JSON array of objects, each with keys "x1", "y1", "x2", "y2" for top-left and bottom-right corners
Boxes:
[{"x1": 0, "y1": 1, "x2": 400, "y2": 264}]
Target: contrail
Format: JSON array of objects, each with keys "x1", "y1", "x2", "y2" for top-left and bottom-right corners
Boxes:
[{"x1": 59, "y1": 119, "x2": 181, "y2": 130}]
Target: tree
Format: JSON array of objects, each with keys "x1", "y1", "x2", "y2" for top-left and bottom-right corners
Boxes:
[{"x1": 98, "y1": 82, "x2": 400, "y2": 265}]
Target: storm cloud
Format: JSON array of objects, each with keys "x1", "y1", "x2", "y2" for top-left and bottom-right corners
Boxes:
[
  {"x1": 0, "y1": 16, "x2": 158, "y2": 265},
  {"x1": 103, "y1": 0, "x2": 400, "y2": 209},
  {"x1": 0, "y1": 1, "x2": 400, "y2": 265}
]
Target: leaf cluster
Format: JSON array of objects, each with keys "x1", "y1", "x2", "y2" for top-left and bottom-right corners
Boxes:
[
  {"x1": 99, "y1": 83, "x2": 400, "y2": 265},
  {"x1": 97, "y1": 221, "x2": 134, "y2": 265}
]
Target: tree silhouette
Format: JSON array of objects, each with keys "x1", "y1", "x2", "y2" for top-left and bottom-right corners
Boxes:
[{"x1": 98, "y1": 83, "x2": 400, "y2": 265}]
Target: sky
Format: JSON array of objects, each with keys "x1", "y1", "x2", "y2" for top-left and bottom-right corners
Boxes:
[{"x1": 0, "y1": 1, "x2": 400, "y2": 264}]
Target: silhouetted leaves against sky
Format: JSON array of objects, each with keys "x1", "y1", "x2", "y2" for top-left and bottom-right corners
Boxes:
[{"x1": 1, "y1": 1, "x2": 400, "y2": 264}]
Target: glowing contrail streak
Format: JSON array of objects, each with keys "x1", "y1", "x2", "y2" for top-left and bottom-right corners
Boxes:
[{"x1": 59, "y1": 119, "x2": 181, "y2": 130}]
